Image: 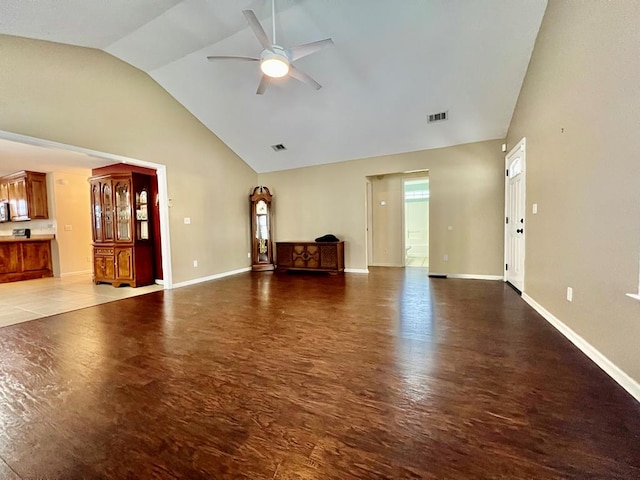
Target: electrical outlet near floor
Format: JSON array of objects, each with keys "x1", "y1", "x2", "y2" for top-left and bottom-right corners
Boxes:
[
  {"x1": 193, "y1": 260, "x2": 198, "y2": 267},
  {"x1": 566, "y1": 287, "x2": 573, "y2": 302},
  {"x1": 443, "y1": 254, "x2": 449, "y2": 262}
]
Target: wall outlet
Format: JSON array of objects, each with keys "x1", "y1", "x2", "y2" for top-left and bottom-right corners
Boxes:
[
  {"x1": 193, "y1": 260, "x2": 198, "y2": 267},
  {"x1": 532, "y1": 203, "x2": 538, "y2": 214},
  {"x1": 64, "y1": 224, "x2": 73, "y2": 231},
  {"x1": 566, "y1": 287, "x2": 573, "y2": 302},
  {"x1": 443, "y1": 254, "x2": 449, "y2": 262},
  {"x1": 184, "y1": 217, "x2": 191, "y2": 225},
  {"x1": 247, "y1": 252, "x2": 251, "y2": 258}
]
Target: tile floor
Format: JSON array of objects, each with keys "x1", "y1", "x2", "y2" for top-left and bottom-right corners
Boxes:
[
  {"x1": 405, "y1": 255, "x2": 429, "y2": 267},
  {"x1": 0, "y1": 273, "x2": 163, "y2": 328}
]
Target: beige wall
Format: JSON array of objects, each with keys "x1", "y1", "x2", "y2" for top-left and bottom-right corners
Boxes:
[
  {"x1": 260, "y1": 139, "x2": 505, "y2": 274},
  {"x1": 0, "y1": 35, "x2": 257, "y2": 284},
  {"x1": 370, "y1": 174, "x2": 404, "y2": 266},
  {"x1": 50, "y1": 171, "x2": 93, "y2": 276},
  {"x1": 507, "y1": 1, "x2": 640, "y2": 382}
]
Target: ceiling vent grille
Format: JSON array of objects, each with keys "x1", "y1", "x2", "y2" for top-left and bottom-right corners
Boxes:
[
  {"x1": 427, "y1": 111, "x2": 448, "y2": 123},
  {"x1": 271, "y1": 144, "x2": 287, "y2": 152}
]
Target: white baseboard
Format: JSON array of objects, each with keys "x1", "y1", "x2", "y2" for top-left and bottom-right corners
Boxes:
[
  {"x1": 626, "y1": 293, "x2": 640, "y2": 302},
  {"x1": 345, "y1": 268, "x2": 369, "y2": 274},
  {"x1": 427, "y1": 272, "x2": 503, "y2": 281},
  {"x1": 448, "y1": 273, "x2": 503, "y2": 281},
  {"x1": 522, "y1": 293, "x2": 640, "y2": 404},
  {"x1": 173, "y1": 267, "x2": 251, "y2": 289},
  {"x1": 60, "y1": 270, "x2": 92, "y2": 278}
]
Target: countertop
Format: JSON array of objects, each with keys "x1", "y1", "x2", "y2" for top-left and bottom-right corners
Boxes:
[{"x1": 0, "y1": 235, "x2": 55, "y2": 243}]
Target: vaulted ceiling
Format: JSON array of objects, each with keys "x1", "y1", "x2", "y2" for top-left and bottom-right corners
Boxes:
[{"x1": 0, "y1": 0, "x2": 547, "y2": 173}]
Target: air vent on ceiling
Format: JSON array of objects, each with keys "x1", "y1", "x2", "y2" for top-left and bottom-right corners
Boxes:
[
  {"x1": 271, "y1": 144, "x2": 287, "y2": 152},
  {"x1": 427, "y1": 111, "x2": 448, "y2": 123}
]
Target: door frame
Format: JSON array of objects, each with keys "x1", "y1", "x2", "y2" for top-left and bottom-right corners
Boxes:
[{"x1": 503, "y1": 137, "x2": 526, "y2": 291}]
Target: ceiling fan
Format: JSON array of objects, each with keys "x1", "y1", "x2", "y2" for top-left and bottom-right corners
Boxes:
[{"x1": 207, "y1": 0, "x2": 333, "y2": 95}]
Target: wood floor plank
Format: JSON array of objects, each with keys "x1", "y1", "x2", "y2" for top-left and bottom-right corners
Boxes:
[{"x1": 0, "y1": 267, "x2": 638, "y2": 479}]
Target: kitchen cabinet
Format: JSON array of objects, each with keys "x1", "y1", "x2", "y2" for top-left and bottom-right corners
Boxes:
[
  {"x1": 90, "y1": 172, "x2": 154, "y2": 287},
  {"x1": 2, "y1": 171, "x2": 49, "y2": 221},
  {"x1": 0, "y1": 237, "x2": 53, "y2": 283},
  {"x1": 0, "y1": 180, "x2": 8, "y2": 202}
]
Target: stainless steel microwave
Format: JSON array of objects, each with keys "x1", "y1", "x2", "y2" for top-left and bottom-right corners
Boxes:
[{"x1": 0, "y1": 202, "x2": 10, "y2": 222}]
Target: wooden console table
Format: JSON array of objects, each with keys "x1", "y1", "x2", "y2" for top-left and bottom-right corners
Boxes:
[{"x1": 276, "y1": 241, "x2": 344, "y2": 274}]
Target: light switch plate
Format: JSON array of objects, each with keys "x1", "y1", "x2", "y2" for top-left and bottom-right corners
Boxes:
[{"x1": 184, "y1": 217, "x2": 191, "y2": 225}]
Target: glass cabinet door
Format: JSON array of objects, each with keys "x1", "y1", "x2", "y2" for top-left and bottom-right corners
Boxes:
[
  {"x1": 114, "y1": 180, "x2": 132, "y2": 242},
  {"x1": 136, "y1": 189, "x2": 149, "y2": 240},
  {"x1": 91, "y1": 182, "x2": 103, "y2": 242},
  {"x1": 102, "y1": 182, "x2": 114, "y2": 242}
]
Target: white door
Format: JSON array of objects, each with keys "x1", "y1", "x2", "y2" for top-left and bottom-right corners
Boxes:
[{"x1": 504, "y1": 138, "x2": 526, "y2": 292}]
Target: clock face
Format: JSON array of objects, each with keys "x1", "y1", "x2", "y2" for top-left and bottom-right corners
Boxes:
[{"x1": 256, "y1": 200, "x2": 268, "y2": 215}]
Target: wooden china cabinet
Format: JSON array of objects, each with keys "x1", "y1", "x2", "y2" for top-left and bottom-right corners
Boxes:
[{"x1": 90, "y1": 172, "x2": 154, "y2": 287}]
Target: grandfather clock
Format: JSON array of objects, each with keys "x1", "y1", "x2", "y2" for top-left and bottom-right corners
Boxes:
[{"x1": 250, "y1": 186, "x2": 275, "y2": 271}]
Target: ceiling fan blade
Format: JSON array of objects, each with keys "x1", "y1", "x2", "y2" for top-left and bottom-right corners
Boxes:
[
  {"x1": 256, "y1": 75, "x2": 270, "y2": 95},
  {"x1": 207, "y1": 56, "x2": 259, "y2": 62},
  {"x1": 287, "y1": 38, "x2": 334, "y2": 62},
  {"x1": 289, "y1": 65, "x2": 322, "y2": 90},
  {"x1": 242, "y1": 10, "x2": 272, "y2": 50}
]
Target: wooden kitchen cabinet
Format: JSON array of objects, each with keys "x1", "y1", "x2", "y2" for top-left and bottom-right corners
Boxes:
[
  {"x1": 0, "y1": 238, "x2": 53, "y2": 283},
  {"x1": 0, "y1": 180, "x2": 8, "y2": 202},
  {"x1": 90, "y1": 172, "x2": 154, "y2": 287},
  {"x1": 2, "y1": 171, "x2": 49, "y2": 221}
]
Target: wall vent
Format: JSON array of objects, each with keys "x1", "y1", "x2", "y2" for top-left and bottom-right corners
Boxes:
[
  {"x1": 271, "y1": 144, "x2": 287, "y2": 152},
  {"x1": 427, "y1": 111, "x2": 448, "y2": 123}
]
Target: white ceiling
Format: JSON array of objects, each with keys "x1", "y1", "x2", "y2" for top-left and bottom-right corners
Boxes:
[
  {"x1": 0, "y1": 0, "x2": 547, "y2": 173},
  {"x1": 0, "y1": 139, "x2": 113, "y2": 177}
]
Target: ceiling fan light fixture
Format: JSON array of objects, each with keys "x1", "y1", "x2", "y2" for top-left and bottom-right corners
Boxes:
[{"x1": 260, "y1": 48, "x2": 290, "y2": 78}]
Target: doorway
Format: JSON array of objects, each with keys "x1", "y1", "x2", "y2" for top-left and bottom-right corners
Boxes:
[
  {"x1": 504, "y1": 138, "x2": 526, "y2": 292},
  {"x1": 0, "y1": 129, "x2": 173, "y2": 288},
  {"x1": 366, "y1": 171, "x2": 429, "y2": 268},
  {"x1": 403, "y1": 177, "x2": 429, "y2": 268}
]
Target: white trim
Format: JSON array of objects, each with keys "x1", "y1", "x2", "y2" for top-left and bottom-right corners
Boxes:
[
  {"x1": 60, "y1": 269, "x2": 92, "y2": 278},
  {"x1": 155, "y1": 165, "x2": 173, "y2": 289},
  {"x1": 345, "y1": 268, "x2": 369, "y2": 274},
  {"x1": 172, "y1": 267, "x2": 251, "y2": 288},
  {"x1": 0, "y1": 129, "x2": 173, "y2": 290},
  {"x1": 427, "y1": 272, "x2": 502, "y2": 280},
  {"x1": 625, "y1": 293, "x2": 640, "y2": 302},
  {"x1": 504, "y1": 137, "x2": 526, "y2": 289},
  {"x1": 522, "y1": 293, "x2": 640, "y2": 404},
  {"x1": 155, "y1": 279, "x2": 165, "y2": 285},
  {"x1": 369, "y1": 263, "x2": 403, "y2": 267},
  {"x1": 448, "y1": 273, "x2": 503, "y2": 281}
]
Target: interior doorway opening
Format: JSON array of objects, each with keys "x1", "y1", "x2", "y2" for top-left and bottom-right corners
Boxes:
[
  {"x1": 403, "y1": 177, "x2": 429, "y2": 268},
  {"x1": 365, "y1": 170, "x2": 429, "y2": 268},
  {"x1": 0, "y1": 130, "x2": 173, "y2": 289}
]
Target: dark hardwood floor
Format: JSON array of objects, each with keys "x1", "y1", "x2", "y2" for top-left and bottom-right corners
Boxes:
[{"x1": 0, "y1": 267, "x2": 638, "y2": 479}]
